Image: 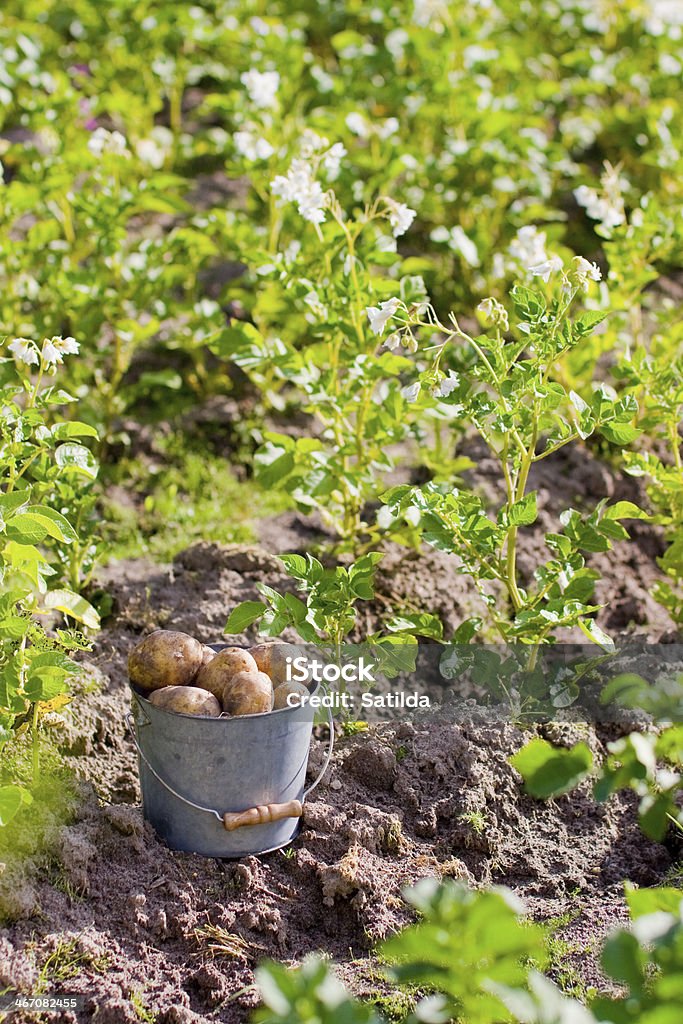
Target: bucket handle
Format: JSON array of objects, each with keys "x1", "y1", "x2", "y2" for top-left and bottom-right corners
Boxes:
[{"x1": 125, "y1": 701, "x2": 334, "y2": 831}]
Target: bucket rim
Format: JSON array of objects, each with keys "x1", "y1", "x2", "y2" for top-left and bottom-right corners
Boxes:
[{"x1": 130, "y1": 680, "x2": 322, "y2": 723}]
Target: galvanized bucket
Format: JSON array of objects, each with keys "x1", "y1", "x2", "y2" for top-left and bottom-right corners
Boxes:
[{"x1": 127, "y1": 648, "x2": 334, "y2": 858}]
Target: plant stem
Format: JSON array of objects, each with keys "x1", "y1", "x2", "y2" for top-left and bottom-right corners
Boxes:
[
  {"x1": 666, "y1": 811, "x2": 683, "y2": 835},
  {"x1": 32, "y1": 702, "x2": 40, "y2": 785},
  {"x1": 505, "y1": 418, "x2": 537, "y2": 613},
  {"x1": 670, "y1": 420, "x2": 682, "y2": 474}
]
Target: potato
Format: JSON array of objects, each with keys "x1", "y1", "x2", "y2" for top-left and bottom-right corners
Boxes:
[
  {"x1": 223, "y1": 670, "x2": 273, "y2": 716},
  {"x1": 250, "y1": 643, "x2": 299, "y2": 686},
  {"x1": 128, "y1": 630, "x2": 204, "y2": 691},
  {"x1": 149, "y1": 685, "x2": 221, "y2": 717},
  {"x1": 273, "y1": 681, "x2": 309, "y2": 711},
  {"x1": 195, "y1": 647, "x2": 259, "y2": 701},
  {"x1": 200, "y1": 644, "x2": 216, "y2": 669}
]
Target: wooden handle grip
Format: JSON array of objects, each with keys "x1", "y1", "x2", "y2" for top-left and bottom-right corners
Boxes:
[{"x1": 222, "y1": 799, "x2": 303, "y2": 832}]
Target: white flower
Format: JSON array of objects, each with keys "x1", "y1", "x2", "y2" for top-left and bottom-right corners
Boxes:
[
  {"x1": 384, "y1": 199, "x2": 416, "y2": 237},
  {"x1": 304, "y1": 291, "x2": 328, "y2": 320},
  {"x1": 383, "y1": 332, "x2": 401, "y2": 351},
  {"x1": 296, "y1": 180, "x2": 327, "y2": 223},
  {"x1": 430, "y1": 226, "x2": 451, "y2": 244},
  {"x1": 41, "y1": 339, "x2": 64, "y2": 366},
  {"x1": 385, "y1": 29, "x2": 409, "y2": 59},
  {"x1": 660, "y1": 53, "x2": 681, "y2": 75},
  {"x1": 574, "y1": 184, "x2": 624, "y2": 230},
  {"x1": 249, "y1": 16, "x2": 270, "y2": 35},
  {"x1": 377, "y1": 117, "x2": 400, "y2": 140},
  {"x1": 88, "y1": 126, "x2": 129, "y2": 156},
  {"x1": 509, "y1": 225, "x2": 548, "y2": 269},
  {"x1": 8, "y1": 338, "x2": 39, "y2": 366},
  {"x1": 571, "y1": 256, "x2": 602, "y2": 290},
  {"x1": 271, "y1": 159, "x2": 327, "y2": 224},
  {"x1": 345, "y1": 112, "x2": 369, "y2": 137},
  {"x1": 433, "y1": 371, "x2": 460, "y2": 398},
  {"x1": 529, "y1": 256, "x2": 563, "y2": 281},
  {"x1": 401, "y1": 382, "x2": 421, "y2": 403},
  {"x1": 135, "y1": 127, "x2": 173, "y2": 169},
  {"x1": 322, "y1": 142, "x2": 346, "y2": 178},
  {"x1": 644, "y1": 0, "x2": 683, "y2": 36},
  {"x1": 450, "y1": 226, "x2": 479, "y2": 267},
  {"x1": 405, "y1": 506, "x2": 421, "y2": 527},
  {"x1": 347, "y1": 113, "x2": 400, "y2": 143},
  {"x1": 234, "y1": 130, "x2": 275, "y2": 162},
  {"x1": 366, "y1": 297, "x2": 401, "y2": 335},
  {"x1": 413, "y1": 0, "x2": 449, "y2": 30},
  {"x1": 477, "y1": 297, "x2": 509, "y2": 330},
  {"x1": 300, "y1": 130, "x2": 329, "y2": 158},
  {"x1": 52, "y1": 335, "x2": 80, "y2": 355},
  {"x1": 311, "y1": 65, "x2": 334, "y2": 92},
  {"x1": 241, "y1": 69, "x2": 280, "y2": 109}
]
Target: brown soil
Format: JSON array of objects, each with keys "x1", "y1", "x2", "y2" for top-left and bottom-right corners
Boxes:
[{"x1": 1, "y1": 501, "x2": 680, "y2": 1023}]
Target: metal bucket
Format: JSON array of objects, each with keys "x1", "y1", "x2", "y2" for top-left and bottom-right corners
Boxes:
[{"x1": 127, "y1": 650, "x2": 334, "y2": 858}]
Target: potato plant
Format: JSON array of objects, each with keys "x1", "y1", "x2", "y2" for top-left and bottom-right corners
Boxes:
[
  {"x1": 380, "y1": 270, "x2": 648, "y2": 649},
  {"x1": 619, "y1": 339, "x2": 683, "y2": 625},
  {"x1": 226, "y1": 553, "x2": 431, "y2": 685},
  {"x1": 0, "y1": 336, "x2": 99, "y2": 826},
  {"x1": 211, "y1": 162, "x2": 424, "y2": 546},
  {"x1": 0, "y1": 128, "x2": 226, "y2": 445},
  {"x1": 227, "y1": 552, "x2": 387, "y2": 649}
]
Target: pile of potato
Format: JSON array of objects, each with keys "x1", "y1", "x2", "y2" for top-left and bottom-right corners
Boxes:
[{"x1": 128, "y1": 630, "x2": 309, "y2": 717}]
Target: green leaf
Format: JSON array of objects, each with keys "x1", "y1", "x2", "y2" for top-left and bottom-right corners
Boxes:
[
  {"x1": 511, "y1": 285, "x2": 546, "y2": 319},
  {"x1": 39, "y1": 590, "x2": 100, "y2": 630},
  {"x1": 382, "y1": 880, "x2": 545, "y2": 1022},
  {"x1": 575, "y1": 311, "x2": 607, "y2": 334},
  {"x1": 507, "y1": 491, "x2": 538, "y2": 527},
  {"x1": 25, "y1": 506, "x2": 78, "y2": 543},
  {"x1": 0, "y1": 784, "x2": 32, "y2": 827},
  {"x1": 254, "y1": 443, "x2": 295, "y2": 488},
  {"x1": 55, "y1": 443, "x2": 99, "y2": 480},
  {"x1": 387, "y1": 612, "x2": 443, "y2": 640},
  {"x1": 24, "y1": 669, "x2": 70, "y2": 703},
  {"x1": 0, "y1": 615, "x2": 29, "y2": 640},
  {"x1": 625, "y1": 886, "x2": 683, "y2": 919},
  {"x1": 5, "y1": 513, "x2": 49, "y2": 544},
  {"x1": 578, "y1": 618, "x2": 615, "y2": 651},
  {"x1": 51, "y1": 421, "x2": 99, "y2": 440},
  {"x1": 134, "y1": 370, "x2": 184, "y2": 392},
  {"x1": 0, "y1": 492, "x2": 30, "y2": 518},
  {"x1": 657, "y1": 726, "x2": 683, "y2": 765},
  {"x1": 600, "y1": 931, "x2": 645, "y2": 992},
  {"x1": 210, "y1": 322, "x2": 264, "y2": 359},
  {"x1": 600, "y1": 673, "x2": 646, "y2": 707},
  {"x1": 451, "y1": 618, "x2": 483, "y2": 643},
  {"x1": 280, "y1": 554, "x2": 309, "y2": 580},
  {"x1": 638, "y1": 792, "x2": 674, "y2": 841},
  {"x1": 600, "y1": 422, "x2": 642, "y2": 445},
  {"x1": 510, "y1": 738, "x2": 593, "y2": 798},
  {"x1": 603, "y1": 501, "x2": 649, "y2": 522},
  {"x1": 224, "y1": 601, "x2": 266, "y2": 635}
]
